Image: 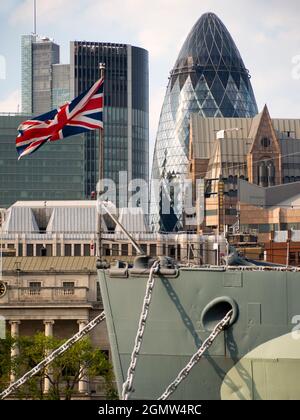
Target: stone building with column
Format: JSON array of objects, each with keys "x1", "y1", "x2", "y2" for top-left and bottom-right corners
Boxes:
[
  {"x1": 0, "y1": 200, "x2": 228, "y2": 265},
  {"x1": 0, "y1": 256, "x2": 109, "y2": 398}
]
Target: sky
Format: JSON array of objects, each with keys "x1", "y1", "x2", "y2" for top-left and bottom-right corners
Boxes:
[{"x1": 0, "y1": 0, "x2": 300, "y2": 165}]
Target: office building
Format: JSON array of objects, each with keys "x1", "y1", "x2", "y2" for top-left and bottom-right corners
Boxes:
[
  {"x1": 70, "y1": 42, "x2": 149, "y2": 203},
  {"x1": 21, "y1": 35, "x2": 60, "y2": 114},
  {"x1": 150, "y1": 12, "x2": 258, "y2": 232},
  {"x1": 19, "y1": 38, "x2": 149, "y2": 207},
  {"x1": 0, "y1": 114, "x2": 85, "y2": 208},
  {"x1": 51, "y1": 64, "x2": 71, "y2": 109}
]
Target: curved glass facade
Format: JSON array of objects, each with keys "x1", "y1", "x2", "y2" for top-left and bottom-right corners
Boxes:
[{"x1": 151, "y1": 12, "x2": 258, "y2": 231}]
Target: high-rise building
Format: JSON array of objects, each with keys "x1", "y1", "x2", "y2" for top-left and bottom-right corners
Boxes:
[
  {"x1": 17, "y1": 38, "x2": 149, "y2": 208},
  {"x1": 21, "y1": 35, "x2": 60, "y2": 114},
  {"x1": 21, "y1": 35, "x2": 35, "y2": 114},
  {"x1": 51, "y1": 64, "x2": 71, "y2": 109},
  {"x1": 0, "y1": 114, "x2": 85, "y2": 208},
  {"x1": 150, "y1": 12, "x2": 258, "y2": 232},
  {"x1": 70, "y1": 42, "x2": 149, "y2": 205}
]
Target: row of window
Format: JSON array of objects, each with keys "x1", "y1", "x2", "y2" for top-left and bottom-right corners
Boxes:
[
  {"x1": 18, "y1": 244, "x2": 93, "y2": 257},
  {"x1": 240, "y1": 224, "x2": 279, "y2": 233},
  {"x1": 12, "y1": 242, "x2": 203, "y2": 259},
  {"x1": 28, "y1": 281, "x2": 75, "y2": 295}
]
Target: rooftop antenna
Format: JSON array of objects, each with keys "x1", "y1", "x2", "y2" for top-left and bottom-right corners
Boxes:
[{"x1": 33, "y1": 0, "x2": 37, "y2": 35}]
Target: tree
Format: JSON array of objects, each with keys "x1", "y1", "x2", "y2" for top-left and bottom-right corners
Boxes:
[
  {"x1": 0, "y1": 335, "x2": 13, "y2": 391},
  {"x1": 0, "y1": 333, "x2": 117, "y2": 400}
]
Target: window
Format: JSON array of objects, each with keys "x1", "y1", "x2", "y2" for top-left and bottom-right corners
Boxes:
[
  {"x1": 290, "y1": 253, "x2": 296, "y2": 266},
  {"x1": 74, "y1": 244, "x2": 81, "y2": 256},
  {"x1": 112, "y1": 244, "x2": 119, "y2": 256},
  {"x1": 150, "y1": 244, "x2": 157, "y2": 257},
  {"x1": 84, "y1": 244, "x2": 90, "y2": 256},
  {"x1": 64, "y1": 244, "x2": 72, "y2": 256},
  {"x1": 56, "y1": 244, "x2": 61, "y2": 256},
  {"x1": 168, "y1": 245, "x2": 176, "y2": 258},
  {"x1": 228, "y1": 189, "x2": 237, "y2": 197},
  {"x1": 140, "y1": 244, "x2": 147, "y2": 254},
  {"x1": 97, "y1": 282, "x2": 101, "y2": 302},
  {"x1": 205, "y1": 210, "x2": 218, "y2": 216},
  {"x1": 36, "y1": 244, "x2": 46, "y2": 256},
  {"x1": 188, "y1": 244, "x2": 195, "y2": 260},
  {"x1": 258, "y1": 224, "x2": 271, "y2": 233},
  {"x1": 261, "y1": 137, "x2": 270, "y2": 147},
  {"x1": 103, "y1": 244, "x2": 110, "y2": 256},
  {"x1": 46, "y1": 244, "x2": 52, "y2": 256},
  {"x1": 177, "y1": 244, "x2": 181, "y2": 260},
  {"x1": 121, "y1": 244, "x2": 128, "y2": 256},
  {"x1": 29, "y1": 282, "x2": 41, "y2": 295},
  {"x1": 27, "y1": 244, "x2": 33, "y2": 256},
  {"x1": 226, "y1": 208, "x2": 237, "y2": 215},
  {"x1": 63, "y1": 282, "x2": 75, "y2": 295}
]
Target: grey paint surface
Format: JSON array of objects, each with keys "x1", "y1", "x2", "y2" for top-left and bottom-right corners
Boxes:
[
  {"x1": 98, "y1": 268, "x2": 300, "y2": 399},
  {"x1": 221, "y1": 332, "x2": 300, "y2": 400}
]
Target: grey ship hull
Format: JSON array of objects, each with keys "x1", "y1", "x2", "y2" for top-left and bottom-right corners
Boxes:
[{"x1": 98, "y1": 266, "x2": 300, "y2": 400}]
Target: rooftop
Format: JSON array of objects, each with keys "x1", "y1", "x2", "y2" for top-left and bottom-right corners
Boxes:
[{"x1": 2, "y1": 256, "x2": 97, "y2": 272}]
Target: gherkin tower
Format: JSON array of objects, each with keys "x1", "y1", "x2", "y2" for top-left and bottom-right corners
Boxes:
[{"x1": 150, "y1": 12, "x2": 258, "y2": 232}]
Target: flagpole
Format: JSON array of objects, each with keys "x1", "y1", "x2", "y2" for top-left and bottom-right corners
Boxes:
[{"x1": 97, "y1": 63, "x2": 105, "y2": 261}]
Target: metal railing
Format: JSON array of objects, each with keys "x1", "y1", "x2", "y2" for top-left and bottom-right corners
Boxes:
[{"x1": 4, "y1": 286, "x2": 90, "y2": 303}]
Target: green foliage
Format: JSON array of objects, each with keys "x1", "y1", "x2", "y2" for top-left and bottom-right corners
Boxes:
[
  {"x1": 0, "y1": 335, "x2": 14, "y2": 391},
  {"x1": 0, "y1": 333, "x2": 117, "y2": 400}
]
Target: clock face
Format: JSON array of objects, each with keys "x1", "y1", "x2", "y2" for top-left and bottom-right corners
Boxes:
[{"x1": 0, "y1": 282, "x2": 6, "y2": 298}]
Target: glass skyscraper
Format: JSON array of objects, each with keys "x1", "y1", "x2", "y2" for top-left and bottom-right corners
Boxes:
[
  {"x1": 21, "y1": 35, "x2": 35, "y2": 114},
  {"x1": 151, "y1": 12, "x2": 258, "y2": 232},
  {"x1": 0, "y1": 115, "x2": 85, "y2": 208},
  {"x1": 17, "y1": 37, "x2": 149, "y2": 209},
  {"x1": 70, "y1": 42, "x2": 149, "y2": 206},
  {"x1": 52, "y1": 64, "x2": 71, "y2": 109},
  {"x1": 21, "y1": 35, "x2": 60, "y2": 114}
]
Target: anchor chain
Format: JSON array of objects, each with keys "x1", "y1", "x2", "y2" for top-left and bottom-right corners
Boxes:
[
  {"x1": 122, "y1": 260, "x2": 160, "y2": 400},
  {"x1": 0, "y1": 311, "x2": 106, "y2": 400},
  {"x1": 158, "y1": 309, "x2": 233, "y2": 400}
]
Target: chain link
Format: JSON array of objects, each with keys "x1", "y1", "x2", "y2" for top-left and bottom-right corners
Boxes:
[
  {"x1": 158, "y1": 309, "x2": 233, "y2": 400},
  {"x1": 0, "y1": 311, "x2": 106, "y2": 400},
  {"x1": 122, "y1": 260, "x2": 160, "y2": 400}
]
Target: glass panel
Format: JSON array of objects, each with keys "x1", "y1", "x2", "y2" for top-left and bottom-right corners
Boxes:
[
  {"x1": 64, "y1": 244, "x2": 72, "y2": 256},
  {"x1": 74, "y1": 244, "x2": 81, "y2": 256},
  {"x1": 150, "y1": 13, "x2": 258, "y2": 232}
]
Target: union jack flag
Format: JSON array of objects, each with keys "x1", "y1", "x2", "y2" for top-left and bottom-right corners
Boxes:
[{"x1": 16, "y1": 77, "x2": 104, "y2": 159}]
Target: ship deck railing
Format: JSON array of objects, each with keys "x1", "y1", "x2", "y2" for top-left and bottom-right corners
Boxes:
[{"x1": 181, "y1": 265, "x2": 300, "y2": 272}]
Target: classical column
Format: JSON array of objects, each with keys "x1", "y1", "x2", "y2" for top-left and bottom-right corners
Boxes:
[
  {"x1": 43, "y1": 320, "x2": 55, "y2": 394},
  {"x1": 9, "y1": 321, "x2": 20, "y2": 383},
  {"x1": 44, "y1": 320, "x2": 54, "y2": 337},
  {"x1": 77, "y1": 320, "x2": 89, "y2": 394}
]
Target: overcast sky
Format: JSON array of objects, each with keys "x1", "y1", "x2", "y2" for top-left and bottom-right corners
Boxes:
[{"x1": 0, "y1": 0, "x2": 299, "y2": 162}]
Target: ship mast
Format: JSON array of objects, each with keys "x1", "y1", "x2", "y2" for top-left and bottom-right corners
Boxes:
[{"x1": 97, "y1": 63, "x2": 105, "y2": 260}]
